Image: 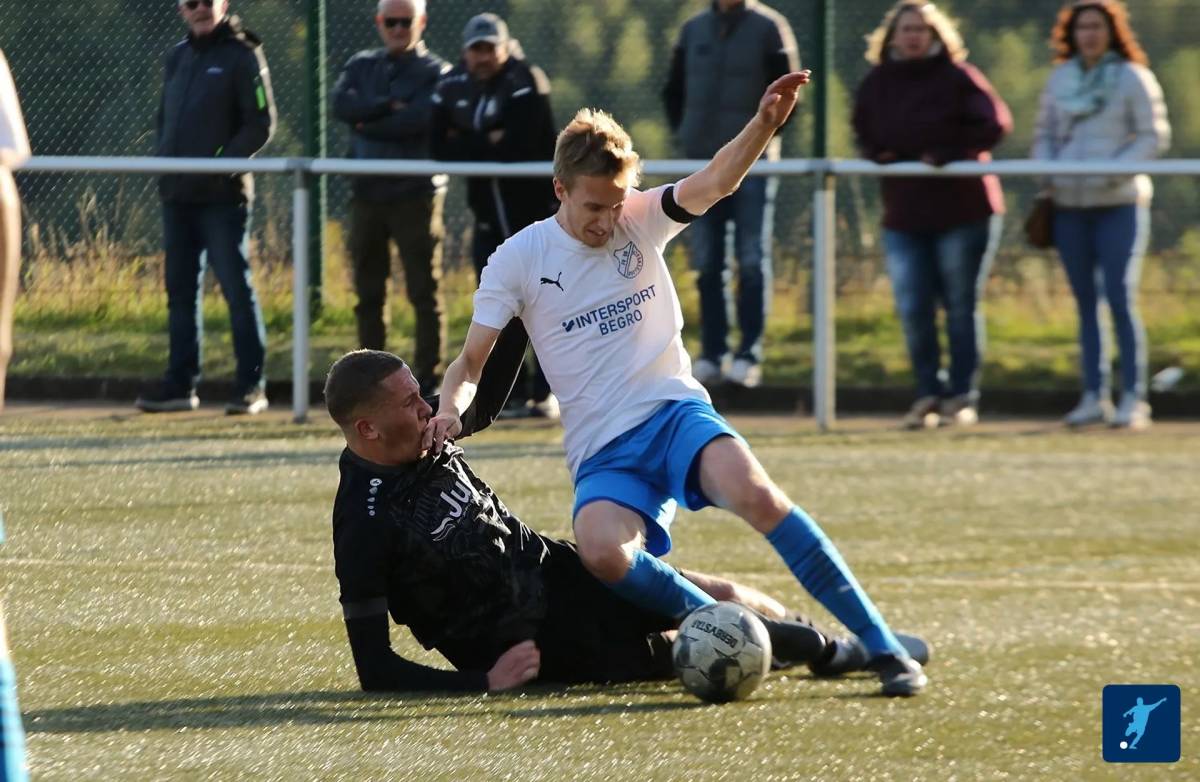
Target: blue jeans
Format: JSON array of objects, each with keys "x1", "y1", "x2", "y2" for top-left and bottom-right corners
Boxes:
[
  {"x1": 1054, "y1": 204, "x2": 1149, "y2": 398},
  {"x1": 162, "y1": 202, "x2": 266, "y2": 393},
  {"x1": 688, "y1": 176, "x2": 775, "y2": 364},
  {"x1": 884, "y1": 216, "x2": 1000, "y2": 400}
]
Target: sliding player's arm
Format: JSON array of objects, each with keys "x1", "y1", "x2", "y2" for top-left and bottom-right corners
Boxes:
[
  {"x1": 456, "y1": 318, "x2": 531, "y2": 438},
  {"x1": 341, "y1": 606, "x2": 538, "y2": 693},
  {"x1": 674, "y1": 70, "x2": 811, "y2": 217}
]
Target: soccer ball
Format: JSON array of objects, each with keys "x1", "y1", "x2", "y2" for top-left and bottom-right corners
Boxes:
[{"x1": 672, "y1": 602, "x2": 772, "y2": 703}]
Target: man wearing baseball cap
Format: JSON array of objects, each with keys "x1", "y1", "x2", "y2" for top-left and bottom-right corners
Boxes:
[{"x1": 431, "y1": 13, "x2": 559, "y2": 419}]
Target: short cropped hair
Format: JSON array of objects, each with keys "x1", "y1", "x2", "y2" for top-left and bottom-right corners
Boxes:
[
  {"x1": 324, "y1": 350, "x2": 407, "y2": 426},
  {"x1": 553, "y1": 108, "x2": 642, "y2": 189},
  {"x1": 864, "y1": 1, "x2": 969, "y2": 65}
]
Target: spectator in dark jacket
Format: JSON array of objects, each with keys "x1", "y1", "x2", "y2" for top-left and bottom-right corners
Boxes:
[
  {"x1": 137, "y1": 0, "x2": 276, "y2": 416},
  {"x1": 431, "y1": 13, "x2": 558, "y2": 418},
  {"x1": 662, "y1": 0, "x2": 798, "y2": 389},
  {"x1": 331, "y1": 0, "x2": 450, "y2": 396},
  {"x1": 853, "y1": 0, "x2": 1011, "y2": 429}
]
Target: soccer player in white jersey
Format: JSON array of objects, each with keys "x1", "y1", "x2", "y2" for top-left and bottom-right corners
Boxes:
[{"x1": 426, "y1": 71, "x2": 927, "y2": 696}]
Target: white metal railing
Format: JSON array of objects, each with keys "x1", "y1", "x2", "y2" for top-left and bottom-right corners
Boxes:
[{"x1": 17, "y1": 156, "x2": 1200, "y2": 424}]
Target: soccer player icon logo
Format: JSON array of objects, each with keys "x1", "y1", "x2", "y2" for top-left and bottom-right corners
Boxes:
[
  {"x1": 1102, "y1": 684, "x2": 1180, "y2": 763},
  {"x1": 1121, "y1": 696, "x2": 1166, "y2": 750}
]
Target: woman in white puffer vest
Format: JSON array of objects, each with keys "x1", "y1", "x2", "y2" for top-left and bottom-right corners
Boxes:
[{"x1": 1032, "y1": 0, "x2": 1170, "y2": 429}]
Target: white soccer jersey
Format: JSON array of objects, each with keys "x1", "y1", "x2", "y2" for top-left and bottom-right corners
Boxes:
[{"x1": 473, "y1": 184, "x2": 709, "y2": 478}]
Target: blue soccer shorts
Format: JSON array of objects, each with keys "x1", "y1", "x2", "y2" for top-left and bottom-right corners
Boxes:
[{"x1": 572, "y1": 398, "x2": 744, "y2": 556}]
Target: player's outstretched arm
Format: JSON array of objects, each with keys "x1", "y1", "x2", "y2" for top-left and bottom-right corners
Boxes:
[
  {"x1": 674, "y1": 70, "x2": 811, "y2": 217},
  {"x1": 424, "y1": 322, "x2": 502, "y2": 454}
]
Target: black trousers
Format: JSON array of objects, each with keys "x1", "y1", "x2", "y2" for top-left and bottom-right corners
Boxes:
[{"x1": 348, "y1": 192, "x2": 446, "y2": 391}]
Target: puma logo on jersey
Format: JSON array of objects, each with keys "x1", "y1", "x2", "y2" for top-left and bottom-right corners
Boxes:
[{"x1": 540, "y1": 271, "x2": 564, "y2": 291}]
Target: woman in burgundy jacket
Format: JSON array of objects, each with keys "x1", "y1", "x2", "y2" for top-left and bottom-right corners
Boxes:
[{"x1": 854, "y1": 1, "x2": 1012, "y2": 429}]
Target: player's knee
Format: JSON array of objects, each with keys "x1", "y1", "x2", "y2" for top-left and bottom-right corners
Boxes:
[
  {"x1": 576, "y1": 536, "x2": 633, "y2": 584},
  {"x1": 737, "y1": 482, "x2": 790, "y2": 532},
  {"x1": 574, "y1": 512, "x2": 639, "y2": 584}
]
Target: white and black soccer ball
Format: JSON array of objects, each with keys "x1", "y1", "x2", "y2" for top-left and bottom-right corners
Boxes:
[{"x1": 672, "y1": 601, "x2": 772, "y2": 703}]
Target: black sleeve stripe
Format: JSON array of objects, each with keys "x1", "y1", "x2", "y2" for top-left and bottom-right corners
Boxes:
[
  {"x1": 662, "y1": 185, "x2": 699, "y2": 225},
  {"x1": 342, "y1": 596, "x2": 388, "y2": 620}
]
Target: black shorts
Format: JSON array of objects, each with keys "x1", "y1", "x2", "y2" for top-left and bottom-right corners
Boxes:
[{"x1": 534, "y1": 540, "x2": 677, "y2": 684}]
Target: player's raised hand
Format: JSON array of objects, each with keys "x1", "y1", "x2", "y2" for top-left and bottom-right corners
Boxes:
[
  {"x1": 757, "y1": 70, "x2": 812, "y2": 130},
  {"x1": 422, "y1": 411, "x2": 463, "y2": 455},
  {"x1": 487, "y1": 640, "x2": 541, "y2": 691}
]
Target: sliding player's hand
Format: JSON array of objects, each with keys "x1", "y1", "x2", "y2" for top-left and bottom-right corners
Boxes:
[
  {"x1": 487, "y1": 640, "x2": 540, "y2": 691},
  {"x1": 757, "y1": 70, "x2": 812, "y2": 130},
  {"x1": 422, "y1": 411, "x2": 463, "y2": 455}
]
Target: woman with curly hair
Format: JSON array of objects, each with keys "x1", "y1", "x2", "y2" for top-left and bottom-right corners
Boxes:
[
  {"x1": 853, "y1": 1, "x2": 1011, "y2": 429},
  {"x1": 1033, "y1": 0, "x2": 1170, "y2": 429}
]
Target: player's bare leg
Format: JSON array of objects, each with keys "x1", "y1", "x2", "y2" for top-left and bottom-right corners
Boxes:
[{"x1": 678, "y1": 569, "x2": 787, "y2": 619}]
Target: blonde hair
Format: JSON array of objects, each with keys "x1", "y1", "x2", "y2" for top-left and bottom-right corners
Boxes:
[
  {"x1": 864, "y1": 1, "x2": 968, "y2": 65},
  {"x1": 553, "y1": 108, "x2": 642, "y2": 189}
]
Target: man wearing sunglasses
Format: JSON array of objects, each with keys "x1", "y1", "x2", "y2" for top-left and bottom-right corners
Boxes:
[
  {"x1": 430, "y1": 13, "x2": 560, "y2": 420},
  {"x1": 331, "y1": 0, "x2": 450, "y2": 397},
  {"x1": 138, "y1": 0, "x2": 276, "y2": 415}
]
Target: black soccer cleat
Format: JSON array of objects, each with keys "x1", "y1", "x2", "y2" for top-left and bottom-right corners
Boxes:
[
  {"x1": 809, "y1": 632, "x2": 931, "y2": 677},
  {"x1": 869, "y1": 654, "x2": 928, "y2": 697}
]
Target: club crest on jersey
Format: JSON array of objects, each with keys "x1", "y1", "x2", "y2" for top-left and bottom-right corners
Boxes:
[{"x1": 613, "y1": 241, "x2": 644, "y2": 279}]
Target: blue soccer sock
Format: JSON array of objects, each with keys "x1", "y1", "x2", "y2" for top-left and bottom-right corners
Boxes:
[
  {"x1": 766, "y1": 507, "x2": 906, "y2": 658},
  {"x1": 608, "y1": 549, "x2": 716, "y2": 621}
]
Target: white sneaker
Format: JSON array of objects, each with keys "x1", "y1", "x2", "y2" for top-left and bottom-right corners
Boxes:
[
  {"x1": 902, "y1": 396, "x2": 941, "y2": 430},
  {"x1": 1063, "y1": 392, "x2": 1113, "y2": 427},
  {"x1": 1111, "y1": 393, "x2": 1151, "y2": 430},
  {"x1": 727, "y1": 358, "x2": 762, "y2": 388},
  {"x1": 692, "y1": 358, "x2": 723, "y2": 385},
  {"x1": 939, "y1": 395, "x2": 978, "y2": 426},
  {"x1": 527, "y1": 394, "x2": 561, "y2": 421}
]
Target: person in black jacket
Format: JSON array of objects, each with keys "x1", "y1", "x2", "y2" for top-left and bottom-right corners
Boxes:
[
  {"x1": 324, "y1": 322, "x2": 930, "y2": 692},
  {"x1": 430, "y1": 13, "x2": 558, "y2": 417},
  {"x1": 137, "y1": 0, "x2": 276, "y2": 416},
  {"x1": 331, "y1": 0, "x2": 450, "y2": 396}
]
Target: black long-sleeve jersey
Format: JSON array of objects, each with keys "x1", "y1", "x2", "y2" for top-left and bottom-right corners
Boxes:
[{"x1": 331, "y1": 320, "x2": 554, "y2": 692}]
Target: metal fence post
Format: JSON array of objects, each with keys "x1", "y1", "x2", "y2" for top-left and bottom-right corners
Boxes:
[
  {"x1": 291, "y1": 164, "x2": 312, "y2": 423},
  {"x1": 812, "y1": 169, "x2": 836, "y2": 430},
  {"x1": 305, "y1": 0, "x2": 328, "y2": 317}
]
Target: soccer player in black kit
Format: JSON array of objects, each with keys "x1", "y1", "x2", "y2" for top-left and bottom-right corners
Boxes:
[{"x1": 325, "y1": 321, "x2": 928, "y2": 692}]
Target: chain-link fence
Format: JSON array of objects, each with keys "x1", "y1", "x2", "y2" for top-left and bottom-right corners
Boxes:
[{"x1": 2, "y1": 0, "x2": 1198, "y2": 386}]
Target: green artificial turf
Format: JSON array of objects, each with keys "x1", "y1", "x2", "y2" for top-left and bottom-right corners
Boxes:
[{"x1": 1, "y1": 408, "x2": 1197, "y2": 779}]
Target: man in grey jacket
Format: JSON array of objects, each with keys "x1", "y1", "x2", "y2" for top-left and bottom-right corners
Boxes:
[
  {"x1": 138, "y1": 0, "x2": 276, "y2": 415},
  {"x1": 332, "y1": 0, "x2": 450, "y2": 396},
  {"x1": 663, "y1": 0, "x2": 798, "y2": 389}
]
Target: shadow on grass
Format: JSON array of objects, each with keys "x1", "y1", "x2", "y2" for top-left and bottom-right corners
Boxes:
[{"x1": 23, "y1": 688, "x2": 706, "y2": 734}]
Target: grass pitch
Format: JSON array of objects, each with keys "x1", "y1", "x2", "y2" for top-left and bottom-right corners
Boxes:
[{"x1": 1, "y1": 405, "x2": 1197, "y2": 780}]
